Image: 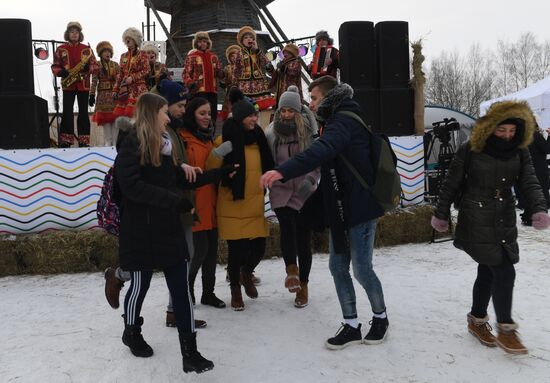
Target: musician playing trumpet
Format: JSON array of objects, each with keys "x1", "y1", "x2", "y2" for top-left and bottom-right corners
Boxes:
[{"x1": 51, "y1": 21, "x2": 98, "y2": 147}]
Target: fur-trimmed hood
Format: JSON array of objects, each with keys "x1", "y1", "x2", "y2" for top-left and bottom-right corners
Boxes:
[
  {"x1": 316, "y1": 83, "x2": 354, "y2": 122},
  {"x1": 471, "y1": 100, "x2": 536, "y2": 152}
]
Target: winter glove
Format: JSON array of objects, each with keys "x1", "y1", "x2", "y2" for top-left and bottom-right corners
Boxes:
[
  {"x1": 212, "y1": 141, "x2": 233, "y2": 158},
  {"x1": 82, "y1": 63, "x2": 90, "y2": 73},
  {"x1": 88, "y1": 95, "x2": 95, "y2": 107},
  {"x1": 431, "y1": 216, "x2": 449, "y2": 233},
  {"x1": 188, "y1": 82, "x2": 198, "y2": 94},
  {"x1": 297, "y1": 175, "x2": 316, "y2": 199},
  {"x1": 59, "y1": 68, "x2": 69, "y2": 78},
  {"x1": 531, "y1": 212, "x2": 550, "y2": 230},
  {"x1": 176, "y1": 197, "x2": 194, "y2": 213},
  {"x1": 221, "y1": 163, "x2": 239, "y2": 175}
]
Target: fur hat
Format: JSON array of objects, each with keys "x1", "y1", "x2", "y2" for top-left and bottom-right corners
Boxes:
[
  {"x1": 283, "y1": 44, "x2": 299, "y2": 58},
  {"x1": 315, "y1": 30, "x2": 333, "y2": 45},
  {"x1": 192, "y1": 31, "x2": 212, "y2": 50},
  {"x1": 157, "y1": 79, "x2": 189, "y2": 106},
  {"x1": 471, "y1": 100, "x2": 536, "y2": 152},
  {"x1": 122, "y1": 27, "x2": 143, "y2": 47},
  {"x1": 237, "y1": 26, "x2": 256, "y2": 47},
  {"x1": 229, "y1": 88, "x2": 258, "y2": 122},
  {"x1": 64, "y1": 21, "x2": 83, "y2": 42},
  {"x1": 225, "y1": 44, "x2": 241, "y2": 62},
  {"x1": 96, "y1": 41, "x2": 114, "y2": 56},
  {"x1": 141, "y1": 41, "x2": 158, "y2": 54},
  {"x1": 278, "y1": 85, "x2": 301, "y2": 112}
]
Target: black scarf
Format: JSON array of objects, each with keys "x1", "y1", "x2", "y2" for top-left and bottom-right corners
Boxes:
[
  {"x1": 274, "y1": 120, "x2": 297, "y2": 137},
  {"x1": 221, "y1": 118, "x2": 274, "y2": 200},
  {"x1": 182, "y1": 115, "x2": 214, "y2": 142},
  {"x1": 483, "y1": 125, "x2": 524, "y2": 160}
]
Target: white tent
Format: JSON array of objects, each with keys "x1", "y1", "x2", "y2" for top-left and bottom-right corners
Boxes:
[{"x1": 480, "y1": 76, "x2": 550, "y2": 128}]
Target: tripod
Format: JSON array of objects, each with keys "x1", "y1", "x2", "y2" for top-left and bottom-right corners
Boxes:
[{"x1": 427, "y1": 134, "x2": 456, "y2": 243}]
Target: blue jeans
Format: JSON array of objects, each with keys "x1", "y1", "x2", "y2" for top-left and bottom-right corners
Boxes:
[{"x1": 329, "y1": 219, "x2": 386, "y2": 319}]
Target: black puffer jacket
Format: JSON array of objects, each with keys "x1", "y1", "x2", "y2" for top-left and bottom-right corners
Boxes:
[
  {"x1": 115, "y1": 130, "x2": 225, "y2": 271},
  {"x1": 435, "y1": 101, "x2": 546, "y2": 265}
]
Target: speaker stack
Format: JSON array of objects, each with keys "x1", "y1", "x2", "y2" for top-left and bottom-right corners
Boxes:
[
  {"x1": 0, "y1": 19, "x2": 49, "y2": 149},
  {"x1": 339, "y1": 20, "x2": 414, "y2": 137}
]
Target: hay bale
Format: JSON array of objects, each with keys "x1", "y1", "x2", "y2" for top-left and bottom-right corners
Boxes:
[
  {"x1": 0, "y1": 237, "x2": 20, "y2": 277},
  {"x1": 0, "y1": 204, "x2": 435, "y2": 276},
  {"x1": 375, "y1": 205, "x2": 434, "y2": 247}
]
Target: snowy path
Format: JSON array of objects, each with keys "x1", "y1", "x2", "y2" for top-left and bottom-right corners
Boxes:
[{"x1": 1, "y1": 223, "x2": 550, "y2": 383}]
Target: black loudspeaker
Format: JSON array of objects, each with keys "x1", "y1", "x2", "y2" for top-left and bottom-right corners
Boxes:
[
  {"x1": 0, "y1": 95, "x2": 49, "y2": 149},
  {"x1": 379, "y1": 87, "x2": 414, "y2": 136},
  {"x1": 352, "y1": 88, "x2": 380, "y2": 132},
  {"x1": 376, "y1": 21, "x2": 410, "y2": 88},
  {"x1": 0, "y1": 19, "x2": 34, "y2": 95},
  {"x1": 338, "y1": 21, "x2": 377, "y2": 88}
]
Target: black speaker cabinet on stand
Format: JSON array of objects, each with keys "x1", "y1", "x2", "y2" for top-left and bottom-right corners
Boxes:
[
  {"x1": 0, "y1": 95, "x2": 49, "y2": 149},
  {"x1": 0, "y1": 19, "x2": 34, "y2": 95}
]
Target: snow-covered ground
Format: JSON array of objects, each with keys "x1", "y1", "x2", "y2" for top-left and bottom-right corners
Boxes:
[{"x1": 1, "y1": 223, "x2": 549, "y2": 383}]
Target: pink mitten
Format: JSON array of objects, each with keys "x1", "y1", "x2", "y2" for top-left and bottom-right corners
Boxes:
[
  {"x1": 431, "y1": 216, "x2": 449, "y2": 233},
  {"x1": 531, "y1": 212, "x2": 550, "y2": 230}
]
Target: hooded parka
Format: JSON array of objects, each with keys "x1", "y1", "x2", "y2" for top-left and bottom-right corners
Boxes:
[{"x1": 434, "y1": 101, "x2": 547, "y2": 265}]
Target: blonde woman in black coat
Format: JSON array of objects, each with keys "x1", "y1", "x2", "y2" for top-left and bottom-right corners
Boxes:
[
  {"x1": 431, "y1": 101, "x2": 550, "y2": 355},
  {"x1": 115, "y1": 93, "x2": 234, "y2": 373}
]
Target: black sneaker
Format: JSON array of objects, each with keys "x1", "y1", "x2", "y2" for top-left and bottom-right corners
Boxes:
[
  {"x1": 364, "y1": 317, "x2": 389, "y2": 345},
  {"x1": 325, "y1": 323, "x2": 362, "y2": 350}
]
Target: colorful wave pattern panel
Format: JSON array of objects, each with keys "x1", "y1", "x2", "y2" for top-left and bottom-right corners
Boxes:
[
  {"x1": 0, "y1": 147, "x2": 116, "y2": 235},
  {"x1": 389, "y1": 136, "x2": 425, "y2": 206}
]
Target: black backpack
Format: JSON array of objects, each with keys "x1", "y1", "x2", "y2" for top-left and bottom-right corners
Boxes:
[{"x1": 336, "y1": 111, "x2": 402, "y2": 213}]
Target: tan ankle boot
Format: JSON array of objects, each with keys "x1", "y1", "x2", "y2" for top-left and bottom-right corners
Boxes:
[
  {"x1": 240, "y1": 271, "x2": 258, "y2": 299},
  {"x1": 285, "y1": 265, "x2": 301, "y2": 293},
  {"x1": 230, "y1": 285, "x2": 245, "y2": 311},
  {"x1": 294, "y1": 282, "x2": 308, "y2": 308},
  {"x1": 496, "y1": 322, "x2": 528, "y2": 355},
  {"x1": 467, "y1": 313, "x2": 496, "y2": 347}
]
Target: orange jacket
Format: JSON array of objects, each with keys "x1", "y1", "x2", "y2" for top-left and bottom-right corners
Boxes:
[{"x1": 179, "y1": 129, "x2": 217, "y2": 231}]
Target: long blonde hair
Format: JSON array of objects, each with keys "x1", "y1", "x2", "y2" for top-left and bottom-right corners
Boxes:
[{"x1": 134, "y1": 93, "x2": 168, "y2": 167}]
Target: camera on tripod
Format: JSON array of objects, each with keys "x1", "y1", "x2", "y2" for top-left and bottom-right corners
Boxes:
[{"x1": 432, "y1": 118, "x2": 460, "y2": 144}]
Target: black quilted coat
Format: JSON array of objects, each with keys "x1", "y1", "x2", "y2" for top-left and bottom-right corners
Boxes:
[{"x1": 434, "y1": 101, "x2": 547, "y2": 265}]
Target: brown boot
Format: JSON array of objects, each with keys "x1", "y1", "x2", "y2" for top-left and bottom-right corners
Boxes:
[
  {"x1": 231, "y1": 285, "x2": 245, "y2": 311},
  {"x1": 496, "y1": 322, "x2": 528, "y2": 355},
  {"x1": 285, "y1": 264, "x2": 301, "y2": 293},
  {"x1": 240, "y1": 271, "x2": 258, "y2": 299},
  {"x1": 467, "y1": 313, "x2": 496, "y2": 347},
  {"x1": 104, "y1": 267, "x2": 124, "y2": 309},
  {"x1": 294, "y1": 282, "x2": 308, "y2": 308},
  {"x1": 166, "y1": 311, "x2": 207, "y2": 329}
]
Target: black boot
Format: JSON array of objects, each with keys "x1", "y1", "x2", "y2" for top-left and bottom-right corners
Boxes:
[
  {"x1": 122, "y1": 317, "x2": 154, "y2": 357},
  {"x1": 179, "y1": 332, "x2": 214, "y2": 373}
]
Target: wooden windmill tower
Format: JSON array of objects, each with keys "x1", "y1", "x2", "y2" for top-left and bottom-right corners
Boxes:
[{"x1": 145, "y1": 0, "x2": 277, "y2": 67}]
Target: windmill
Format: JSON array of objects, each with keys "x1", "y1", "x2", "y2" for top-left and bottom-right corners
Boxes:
[{"x1": 144, "y1": 0, "x2": 280, "y2": 68}]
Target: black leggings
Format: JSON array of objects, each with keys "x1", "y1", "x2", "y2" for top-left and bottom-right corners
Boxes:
[
  {"x1": 60, "y1": 90, "x2": 90, "y2": 137},
  {"x1": 124, "y1": 261, "x2": 195, "y2": 333},
  {"x1": 274, "y1": 207, "x2": 312, "y2": 282},
  {"x1": 188, "y1": 228, "x2": 219, "y2": 296},
  {"x1": 226, "y1": 237, "x2": 265, "y2": 286},
  {"x1": 471, "y1": 256, "x2": 516, "y2": 324}
]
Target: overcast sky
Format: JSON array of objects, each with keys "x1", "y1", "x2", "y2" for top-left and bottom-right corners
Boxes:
[{"x1": 4, "y1": 0, "x2": 550, "y2": 105}]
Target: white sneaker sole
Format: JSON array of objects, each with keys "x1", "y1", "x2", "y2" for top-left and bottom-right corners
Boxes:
[{"x1": 324, "y1": 339, "x2": 363, "y2": 350}]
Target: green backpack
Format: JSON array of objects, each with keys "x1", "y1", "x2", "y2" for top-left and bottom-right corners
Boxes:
[{"x1": 336, "y1": 111, "x2": 402, "y2": 213}]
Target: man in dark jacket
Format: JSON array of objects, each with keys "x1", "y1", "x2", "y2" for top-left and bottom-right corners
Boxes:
[{"x1": 260, "y1": 76, "x2": 389, "y2": 350}]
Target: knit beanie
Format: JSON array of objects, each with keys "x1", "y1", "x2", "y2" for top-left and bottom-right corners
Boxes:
[
  {"x1": 229, "y1": 88, "x2": 258, "y2": 122},
  {"x1": 158, "y1": 79, "x2": 189, "y2": 105},
  {"x1": 278, "y1": 85, "x2": 301, "y2": 112}
]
